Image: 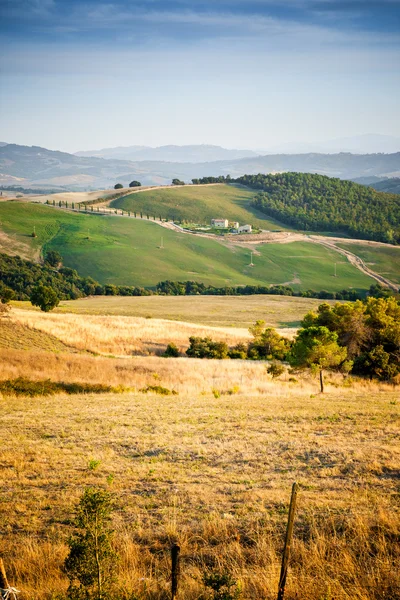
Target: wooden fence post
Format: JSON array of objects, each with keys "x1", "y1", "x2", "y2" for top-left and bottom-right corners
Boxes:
[
  {"x1": 277, "y1": 482, "x2": 299, "y2": 600},
  {"x1": 171, "y1": 543, "x2": 180, "y2": 600},
  {"x1": 0, "y1": 558, "x2": 10, "y2": 589}
]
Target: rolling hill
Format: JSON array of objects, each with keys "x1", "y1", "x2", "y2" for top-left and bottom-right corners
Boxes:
[
  {"x1": 370, "y1": 177, "x2": 400, "y2": 194},
  {"x1": 0, "y1": 201, "x2": 375, "y2": 292},
  {"x1": 110, "y1": 184, "x2": 291, "y2": 230}
]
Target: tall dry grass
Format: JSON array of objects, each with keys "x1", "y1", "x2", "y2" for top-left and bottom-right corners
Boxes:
[
  {"x1": 10, "y1": 308, "x2": 251, "y2": 356},
  {"x1": 0, "y1": 357, "x2": 399, "y2": 599},
  {"x1": 0, "y1": 347, "x2": 395, "y2": 397}
]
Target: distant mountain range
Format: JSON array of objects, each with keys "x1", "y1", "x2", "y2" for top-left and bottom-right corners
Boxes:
[
  {"x1": 0, "y1": 143, "x2": 399, "y2": 190},
  {"x1": 75, "y1": 144, "x2": 258, "y2": 163},
  {"x1": 76, "y1": 135, "x2": 400, "y2": 161}
]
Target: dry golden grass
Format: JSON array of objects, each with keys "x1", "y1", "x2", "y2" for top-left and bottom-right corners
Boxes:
[
  {"x1": 0, "y1": 319, "x2": 76, "y2": 353},
  {"x1": 0, "y1": 349, "x2": 399, "y2": 600},
  {"x1": 13, "y1": 294, "x2": 331, "y2": 328},
  {"x1": 9, "y1": 308, "x2": 252, "y2": 356}
]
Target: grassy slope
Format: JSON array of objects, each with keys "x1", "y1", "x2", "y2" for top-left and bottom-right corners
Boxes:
[
  {"x1": 0, "y1": 320, "x2": 76, "y2": 352},
  {"x1": 337, "y1": 243, "x2": 400, "y2": 285},
  {"x1": 0, "y1": 201, "x2": 374, "y2": 291},
  {"x1": 111, "y1": 184, "x2": 293, "y2": 230}
]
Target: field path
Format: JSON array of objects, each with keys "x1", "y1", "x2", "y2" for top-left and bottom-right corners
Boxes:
[{"x1": 309, "y1": 237, "x2": 399, "y2": 291}]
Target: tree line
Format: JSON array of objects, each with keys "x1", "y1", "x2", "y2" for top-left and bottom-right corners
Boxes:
[{"x1": 1, "y1": 253, "x2": 396, "y2": 311}]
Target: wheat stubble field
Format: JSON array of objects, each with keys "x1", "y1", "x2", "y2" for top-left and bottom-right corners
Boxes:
[{"x1": 0, "y1": 346, "x2": 399, "y2": 600}]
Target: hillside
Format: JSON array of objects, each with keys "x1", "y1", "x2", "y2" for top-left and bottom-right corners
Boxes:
[
  {"x1": 238, "y1": 172, "x2": 400, "y2": 243},
  {"x1": 1, "y1": 143, "x2": 400, "y2": 189},
  {"x1": 111, "y1": 183, "x2": 290, "y2": 230},
  {"x1": 370, "y1": 177, "x2": 400, "y2": 194},
  {"x1": 0, "y1": 201, "x2": 375, "y2": 291}
]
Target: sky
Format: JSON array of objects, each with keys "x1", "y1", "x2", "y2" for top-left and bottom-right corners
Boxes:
[{"x1": 0, "y1": 0, "x2": 400, "y2": 153}]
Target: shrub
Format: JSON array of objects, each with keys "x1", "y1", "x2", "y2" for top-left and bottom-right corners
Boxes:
[
  {"x1": 186, "y1": 336, "x2": 229, "y2": 359},
  {"x1": 114, "y1": 183, "x2": 123, "y2": 189},
  {"x1": 163, "y1": 343, "x2": 180, "y2": 357},
  {"x1": 202, "y1": 571, "x2": 242, "y2": 600},
  {"x1": 267, "y1": 361, "x2": 285, "y2": 378},
  {"x1": 227, "y1": 342, "x2": 248, "y2": 359},
  {"x1": 140, "y1": 385, "x2": 178, "y2": 395}
]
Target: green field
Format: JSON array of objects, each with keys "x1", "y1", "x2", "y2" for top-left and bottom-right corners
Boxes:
[
  {"x1": 111, "y1": 184, "x2": 292, "y2": 230},
  {"x1": 337, "y1": 243, "x2": 400, "y2": 285},
  {"x1": 0, "y1": 201, "x2": 375, "y2": 291}
]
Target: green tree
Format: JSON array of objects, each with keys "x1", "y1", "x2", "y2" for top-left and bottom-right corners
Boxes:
[
  {"x1": 30, "y1": 285, "x2": 59, "y2": 312},
  {"x1": 289, "y1": 326, "x2": 348, "y2": 392},
  {"x1": 44, "y1": 250, "x2": 62, "y2": 268},
  {"x1": 64, "y1": 487, "x2": 117, "y2": 600},
  {"x1": 114, "y1": 183, "x2": 123, "y2": 189},
  {"x1": 129, "y1": 180, "x2": 141, "y2": 187},
  {"x1": 248, "y1": 321, "x2": 291, "y2": 360},
  {"x1": 172, "y1": 178, "x2": 185, "y2": 186},
  {"x1": 186, "y1": 336, "x2": 229, "y2": 359}
]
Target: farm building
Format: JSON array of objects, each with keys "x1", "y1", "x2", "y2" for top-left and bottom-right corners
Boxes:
[
  {"x1": 211, "y1": 218, "x2": 229, "y2": 228},
  {"x1": 237, "y1": 224, "x2": 252, "y2": 233}
]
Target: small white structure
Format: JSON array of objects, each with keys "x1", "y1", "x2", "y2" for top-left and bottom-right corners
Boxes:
[
  {"x1": 211, "y1": 218, "x2": 229, "y2": 228},
  {"x1": 238, "y1": 224, "x2": 252, "y2": 233},
  {"x1": 232, "y1": 221, "x2": 239, "y2": 229}
]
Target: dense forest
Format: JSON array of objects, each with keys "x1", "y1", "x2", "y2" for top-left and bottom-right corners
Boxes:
[{"x1": 234, "y1": 173, "x2": 400, "y2": 243}]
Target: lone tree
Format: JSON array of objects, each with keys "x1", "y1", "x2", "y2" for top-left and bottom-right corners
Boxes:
[
  {"x1": 64, "y1": 487, "x2": 118, "y2": 600},
  {"x1": 129, "y1": 180, "x2": 141, "y2": 187},
  {"x1": 30, "y1": 285, "x2": 59, "y2": 312},
  {"x1": 289, "y1": 326, "x2": 348, "y2": 393},
  {"x1": 172, "y1": 178, "x2": 185, "y2": 186},
  {"x1": 114, "y1": 183, "x2": 123, "y2": 189},
  {"x1": 44, "y1": 250, "x2": 62, "y2": 268}
]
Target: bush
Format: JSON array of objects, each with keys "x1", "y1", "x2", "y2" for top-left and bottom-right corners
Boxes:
[
  {"x1": 140, "y1": 385, "x2": 178, "y2": 395},
  {"x1": 227, "y1": 342, "x2": 248, "y2": 359},
  {"x1": 267, "y1": 361, "x2": 285, "y2": 378},
  {"x1": 202, "y1": 571, "x2": 242, "y2": 600},
  {"x1": 186, "y1": 336, "x2": 229, "y2": 359},
  {"x1": 163, "y1": 342, "x2": 180, "y2": 357},
  {"x1": 114, "y1": 183, "x2": 124, "y2": 189},
  {"x1": 129, "y1": 180, "x2": 141, "y2": 187}
]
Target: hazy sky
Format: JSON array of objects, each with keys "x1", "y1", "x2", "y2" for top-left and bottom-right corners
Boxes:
[{"x1": 1, "y1": 0, "x2": 400, "y2": 152}]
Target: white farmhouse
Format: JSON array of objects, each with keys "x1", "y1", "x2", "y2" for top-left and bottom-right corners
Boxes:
[
  {"x1": 237, "y1": 224, "x2": 252, "y2": 233},
  {"x1": 211, "y1": 218, "x2": 229, "y2": 228}
]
